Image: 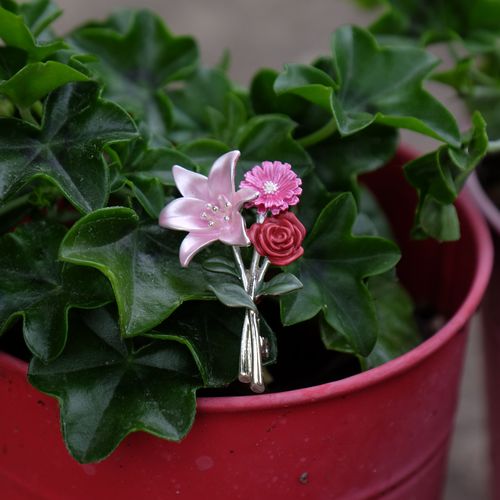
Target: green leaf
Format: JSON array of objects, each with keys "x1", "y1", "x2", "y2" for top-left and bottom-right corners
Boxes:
[
  {"x1": 274, "y1": 63, "x2": 337, "y2": 109},
  {"x1": 250, "y1": 68, "x2": 308, "y2": 117},
  {"x1": 280, "y1": 193, "x2": 401, "y2": 356},
  {"x1": 178, "y1": 139, "x2": 229, "y2": 174},
  {"x1": 29, "y1": 307, "x2": 202, "y2": 463},
  {"x1": 119, "y1": 142, "x2": 198, "y2": 186},
  {"x1": 207, "y1": 282, "x2": 256, "y2": 311},
  {"x1": 0, "y1": 5, "x2": 65, "y2": 60},
  {"x1": 321, "y1": 274, "x2": 420, "y2": 366},
  {"x1": 309, "y1": 124, "x2": 399, "y2": 193},
  {"x1": 257, "y1": 273, "x2": 303, "y2": 297},
  {"x1": 419, "y1": 197, "x2": 460, "y2": 240},
  {"x1": 151, "y1": 302, "x2": 241, "y2": 387},
  {"x1": 59, "y1": 207, "x2": 214, "y2": 337},
  {"x1": 128, "y1": 177, "x2": 165, "y2": 219},
  {"x1": 0, "y1": 222, "x2": 112, "y2": 361},
  {"x1": 370, "y1": 0, "x2": 500, "y2": 44},
  {"x1": 0, "y1": 61, "x2": 88, "y2": 107},
  {"x1": 405, "y1": 112, "x2": 488, "y2": 240},
  {"x1": 237, "y1": 115, "x2": 313, "y2": 177},
  {"x1": 0, "y1": 81, "x2": 137, "y2": 213},
  {"x1": 151, "y1": 301, "x2": 277, "y2": 387},
  {"x1": 168, "y1": 67, "x2": 243, "y2": 143},
  {"x1": 20, "y1": 0, "x2": 61, "y2": 37},
  {"x1": 330, "y1": 26, "x2": 460, "y2": 144},
  {"x1": 202, "y1": 255, "x2": 239, "y2": 277},
  {"x1": 70, "y1": 10, "x2": 198, "y2": 144}
]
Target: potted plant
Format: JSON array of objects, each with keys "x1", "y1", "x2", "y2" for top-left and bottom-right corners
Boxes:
[
  {"x1": 0, "y1": 1, "x2": 493, "y2": 498},
  {"x1": 360, "y1": 1, "x2": 500, "y2": 497}
]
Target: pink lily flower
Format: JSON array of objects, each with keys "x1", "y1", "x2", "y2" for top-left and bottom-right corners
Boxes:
[{"x1": 159, "y1": 150, "x2": 258, "y2": 267}]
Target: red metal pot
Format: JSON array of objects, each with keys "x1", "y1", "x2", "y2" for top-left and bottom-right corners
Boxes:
[
  {"x1": 467, "y1": 171, "x2": 500, "y2": 500},
  {"x1": 0, "y1": 149, "x2": 493, "y2": 499}
]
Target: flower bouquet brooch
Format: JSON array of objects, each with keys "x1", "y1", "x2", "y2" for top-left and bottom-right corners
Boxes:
[{"x1": 159, "y1": 150, "x2": 305, "y2": 392}]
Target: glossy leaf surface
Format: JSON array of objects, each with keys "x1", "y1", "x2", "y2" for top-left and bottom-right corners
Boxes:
[
  {"x1": 0, "y1": 221, "x2": 112, "y2": 361},
  {"x1": 280, "y1": 193, "x2": 400, "y2": 356},
  {"x1": 29, "y1": 308, "x2": 201, "y2": 463}
]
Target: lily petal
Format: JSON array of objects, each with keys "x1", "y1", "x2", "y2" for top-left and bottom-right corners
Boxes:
[
  {"x1": 219, "y1": 214, "x2": 251, "y2": 246},
  {"x1": 208, "y1": 150, "x2": 240, "y2": 199},
  {"x1": 159, "y1": 197, "x2": 209, "y2": 232},
  {"x1": 233, "y1": 187, "x2": 259, "y2": 210},
  {"x1": 173, "y1": 165, "x2": 209, "y2": 199},
  {"x1": 180, "y1": 232, "x2": 219, "y2": 267}
]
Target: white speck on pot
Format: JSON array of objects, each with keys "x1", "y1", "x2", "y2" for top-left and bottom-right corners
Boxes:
[
  {"x1": 81, "y1": 464, "x2": 96, "y2": 476},
  {"x1": 195, "y1": 455, "x2": 214, "y2": 471}
]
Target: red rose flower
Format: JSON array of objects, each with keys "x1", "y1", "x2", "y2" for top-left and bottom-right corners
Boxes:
[{"x1": 247, "y1": 212, "x2": 306, "y2": 266}]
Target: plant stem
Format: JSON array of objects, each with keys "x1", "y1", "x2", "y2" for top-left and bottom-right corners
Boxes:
[
  {"x1": 488, "y1": 140, "x2": 500, "y2": 154},
  {"x1": 18, "y1": 106, "x2": 38, "y2": 126},
  {"x1": 297, "y1": 118, "x2": 338, "y2": 148},
  {"x1": 0, "y1": 193, "x2": 31, "y2": 217}
]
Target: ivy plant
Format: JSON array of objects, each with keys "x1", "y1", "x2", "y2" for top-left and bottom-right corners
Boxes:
[{"x1": 0, "y1": 1, "x2": 488, "y2": 463}]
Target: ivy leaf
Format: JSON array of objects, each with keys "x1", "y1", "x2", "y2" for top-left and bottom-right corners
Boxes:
[
  {"x1": 280, "y1": 193, "x2": 400, "y2": 356},
  {"x1": 168, "y1": 67, "x2": 242, "y2": 143},
  {"x1": 309, "y1": 124, "x2": 399, "y2": 193},
  {"x1": 70, "y1": 9, "x2": 198, "y2": 144},
  {"x1": 257, "y1": 273, "x2": 303, "y2": 297},
  {"x1": 332, "y1": 26, "x2": 460, "y2": 144},
  {"x1": 151, "y1": 301, "x2": 277, "y2": 387},
  {"x1": 404, "y1": 112, "x2": 488, "y2": 240},
  {"x1": 320, "y1": 274, "x2": 420, "y2": 367},
  {"x1": 0, "y1": 81, "x2": 137, "y2": 213},
  {"x1": 29, "y1": 307, "x2": 202, "y2": 463},
  {"x1": 0, "y1": 61, "x2": 88, "y2": 108},
  {"x1": 178, "y1": 116, "x2": 313, "y2": 179},
  {"x1": 0, "y1": 222, "x2": 112, "y2": 362},
  {"x1": 20, "y1": 0, "x2": 61, "y2": 37},
  {"x1": 59, "y1": 207, "x2": 214, "y2": 337},
  {"x1": 119, "y1": 143, "x2": 198, "y2": 187},
  {"x1": 274, "y1": 63, "x2": 337, "y2": 109},
  {"x1": 237, "y1": 115, "x2": 313, "y2": 177},
  {"x1": 0, "y1": 5, "x2": 65, "y2": 60},
  {"x1": 275, "y1": 26, "x2": 460, "y2": 145},
  {"x1": 128, "y1": 177, "x2": 165, "y2": 219},
  {"x1": 178, "y1": 139, "x2": 230, "y2": 174},
  {"x1": 370, "y1": 0, "x2": 500, "y2": 44}
]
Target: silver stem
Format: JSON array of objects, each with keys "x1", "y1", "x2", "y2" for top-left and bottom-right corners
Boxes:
[
  {"x1": 256, "y1": 257, "x2": 271, "y2": 290},
  {"x1": 249, "y1": 310, "x2": 264, "y2": 393},
  {"x1": 232, "y1": 246, "x2": 249, "y2": 291},
  {"x1": 234, "y1": 213, "x2": 270, "y2": 393}
]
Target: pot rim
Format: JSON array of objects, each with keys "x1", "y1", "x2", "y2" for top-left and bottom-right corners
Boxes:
[
  {"x1": 0, "y1": 154, "x2": 494, "y2": 415},
  {"x1": 467, "y1": 171, "x2": 500, "y2": 235}
]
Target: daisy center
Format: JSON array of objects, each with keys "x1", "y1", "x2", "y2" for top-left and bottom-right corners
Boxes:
[{"x1": 263, "y1": 180, "x2": 279, "y2": 194}]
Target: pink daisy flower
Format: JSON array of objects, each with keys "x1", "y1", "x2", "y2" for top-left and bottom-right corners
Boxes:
[{"x1": 239, "y1": 161, "x2": 302, "y2": 215}]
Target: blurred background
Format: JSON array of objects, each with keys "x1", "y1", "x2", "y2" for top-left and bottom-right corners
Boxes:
[{"x1": 54, "y1": 1, "x2": 490, "y2": 497}]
